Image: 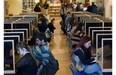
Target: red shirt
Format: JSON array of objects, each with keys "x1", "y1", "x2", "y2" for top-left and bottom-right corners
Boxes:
[{"x1": 84, "y1": 2, "x2": 90, "y2": 7}]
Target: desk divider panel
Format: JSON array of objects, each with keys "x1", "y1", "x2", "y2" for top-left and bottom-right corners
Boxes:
[
  {"x1": 4, "y1": 29, "x2": 28, "y2": 43},
  {"x1": 4, "y1": 29, "x2": 28, "y2": 41},
  {"x1": 94, "y1": 17, "x2": 112, "y2": 27},
  {"x1": 84, "y1": 20, "x2": 102, "y2": 35},
  {"x1": 4, "y1": 18, "x2": 33, "y2": 40},
  {"x1": 102, "y1": 38, "x2": 112, "y2": 72},
  {"x1": 12, "y1": 15, "x2": 37, "y2": 20},
  {"x1": 74, "y1": 15, "x2": 90, "y2": 22},
  {"x1": 92, "y1": 30, "x2": 112, "y2": 42},
  {"x1": 13, "y1": 21, "x2": 32, "y2": 40},
  {"x1": 20, "y1": 12, "x2": 41, "y2": 15},
  {"x1": 96, "y1": 33, "x2": 112, "y2": 53},
  {"x1": 89, "y1": 27, "x2": 112, "y2": 37},
  {"x1": 4, "y1": 18, "x2": 21, "y2": 29},
  {"x1": 20, "y1": 12, "x2": 41, "y2": 24},
  {"x1": 4, "y1": 32, "x2": 24, "y2": 42},
  {"x1": 4, "y1": 40, "x2": 15, "y2": 74},
  {"x1": 4, "y1": 35, "x2": 20, "y2": 49},
  {"x1": 97, "y1": 38, "x2": 112, "y2": 72}
]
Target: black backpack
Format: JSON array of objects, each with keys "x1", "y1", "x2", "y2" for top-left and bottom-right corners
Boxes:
[
  {"x1": 44, "y1": 4, "x2": 49, "y2": 9},
  {"x1": 34, "y1": 5, "x2": 41, "y2": 12},
  {"x1": 41, "y1": 52, "x2": 59, "y2": 75}
]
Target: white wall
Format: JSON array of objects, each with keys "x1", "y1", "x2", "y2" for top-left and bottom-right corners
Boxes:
[
  {"x1": 76, "y1": 0, "x2": 85, "y2": 4},
  {"x1": 104, "y1": 0, "x2": 112, "y2": 18},
  {"x1": 89, "y1": 0, "x2": 97, "y2": 5},
  {"x1": 4, "y1": 0, "x2": 9, "y2": 17},
  {"x1": 34, "y1": 0, "x2": 40, "y2": 3},
  {"x1": 70, "y1": 0, "x2": 72, "y2": 3},
  {"x1": 8, "y1": 0, "x2": 22, "y2": 16}
]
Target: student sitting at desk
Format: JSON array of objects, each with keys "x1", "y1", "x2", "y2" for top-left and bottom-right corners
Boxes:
[
  {"x1": 16, "y1": 41, "x2": 38, "y2": 75},
  {"x1": 66, "y1": 17, "x2": 77, "y2": 34},
  {"x1": 29, "y1": 33, "x2": 59, "y2": 75},
  {"x1": 73, "y1": 36, "x2": 103, "y2": 75},
  {"x1": 29, "y1": 33, "x2": 50, "y2": 75},
  {"x1": 48, "y1": 18, "x2": 56, "y2": 33},
  {"x1": 34, "y1": 2, "x2": 41, "y2": 12},
  {"x1": 38, "y1": 17, "x2": 48, "y2": 33},
  {"x1": 66, "y1": 17, "x2": 84, "y2": 37}
]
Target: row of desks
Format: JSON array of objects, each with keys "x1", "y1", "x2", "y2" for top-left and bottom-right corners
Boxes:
[
  {"x1": 68, "y1": 12, "x2": 112, "y2": 72},
  {"x1": 4, "y1": 12, "x2": 41, "y2": 74}
]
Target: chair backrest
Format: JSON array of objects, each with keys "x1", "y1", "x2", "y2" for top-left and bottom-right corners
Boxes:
[
  {"x1": 72, "y1": 56, "x2": 77, "y2": 66},
  {"x1": 72, "y1": 51, "x2": 85, "y2": 71},
  {"x1": 69, "y1": 64, "x2": 86, "y2": 75}
]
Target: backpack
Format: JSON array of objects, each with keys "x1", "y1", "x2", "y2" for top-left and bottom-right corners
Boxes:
[
  {"x1": 34, "y1": 5, "x2": 41, "y2": 12},
  {"x1": 45, "y1": 28, "x2": 51, "y2": 39},
  {"x1": 72, "y1": 48, "x2": 85, "y2": 71},
  {"x1": 41, "y1": 52, "x2": 59, "y2": 75},
  {"x1": 44, "y1": 4, "x2": 49, "y2": 9}
]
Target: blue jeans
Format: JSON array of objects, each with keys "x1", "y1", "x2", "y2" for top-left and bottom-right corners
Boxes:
[{"x1": 84, "y1": 63, "x2": 103, "y2": 75}]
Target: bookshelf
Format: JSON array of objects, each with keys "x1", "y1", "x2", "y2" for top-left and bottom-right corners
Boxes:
[
  {"x1": 49, "y1": 3, "x2": 61, "y2": 17},
  {"x1": 22, "y1": 0, "x2": 35, "y2": 12}
]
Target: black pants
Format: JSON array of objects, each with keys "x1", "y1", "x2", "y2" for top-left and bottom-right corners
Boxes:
[{"x1": 60, "y1": 14, "x2": 65, "y2": 22}]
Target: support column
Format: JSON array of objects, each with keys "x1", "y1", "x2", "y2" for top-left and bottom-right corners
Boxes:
[
  {"x1": 40, "y1": 0, "x2": 42, "y2": 3},
  {"x1": 70, "y1": 0, "x2": 72, "y2": 3}
]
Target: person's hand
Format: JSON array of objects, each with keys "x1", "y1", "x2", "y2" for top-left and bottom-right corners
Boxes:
[
  {"x1": 92, "y1": 59, "x2": 96, "y2": 63},
  {"x1": 27, "y1": 45, "x2": 30, "y2": 49},
  {"x1": 27, "y1": 45, "x2": 32, "y2": 52},
  {"x1": 41, "y1": 40, "x2": 46, "y2": 45},
  {"x1": 35, "y1": 60, "x2": 40, "y2": 66},
  {"x1": 91, "y1": 57, "x2": 96, "y2": 62},
  {"x1": 10, "y1": 49, "x2": 13, "y2": 56},
  {"x1": 77, "y1": 30, "x2": 80, "y2": 34}
]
